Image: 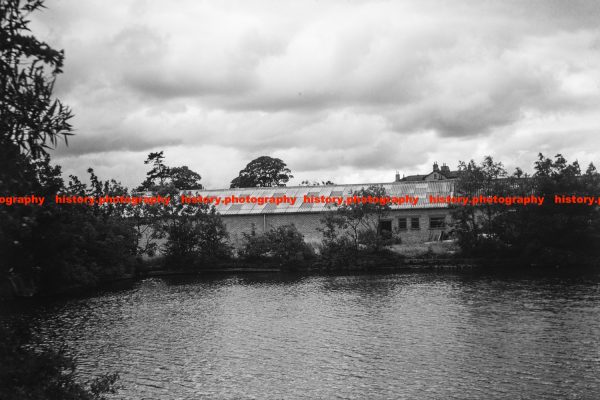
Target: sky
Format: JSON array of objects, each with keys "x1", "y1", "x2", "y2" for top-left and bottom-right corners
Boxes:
[{"x1": 32, "y1": 0, "x2": 600, "y2": 189}]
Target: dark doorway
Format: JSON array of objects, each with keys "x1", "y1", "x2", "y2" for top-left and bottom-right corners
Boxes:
[{"x1": 379, "y1": 220, "x2": 392, "y2": 236}]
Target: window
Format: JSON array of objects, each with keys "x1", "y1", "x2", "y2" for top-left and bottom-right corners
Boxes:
[
  {"x1": 429, "y1": 216, "x2": 445, "y2": 229},
  {"x1": 398, "y1": 217, "x2": 407, "y2": 231},
  {"x1": 411, "y1": 217, "x2": 420, "y2": 230}
]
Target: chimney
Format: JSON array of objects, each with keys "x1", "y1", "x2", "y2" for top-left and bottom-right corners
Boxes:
[
  {"x1": 433, "y1": 162, "x2": 439, "y2": 172},
  {"x1": 441, "y1": 163, "x2": 450, "y2": 174},
  {"x1": 395, "y1": 170, "x2": 401, "y2": 182}
]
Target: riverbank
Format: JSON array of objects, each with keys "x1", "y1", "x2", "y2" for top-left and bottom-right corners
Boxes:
[
  {"x1": 0, "y1": 254, "x2": 471, "y2": 298},
  {"x1": 4, "y1": 244, "x2": 600, "y2": 299}
]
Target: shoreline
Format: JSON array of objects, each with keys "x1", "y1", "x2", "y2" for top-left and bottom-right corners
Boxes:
[{"x1": 5, "y1": 255, "x2": 599, "y2": 300}]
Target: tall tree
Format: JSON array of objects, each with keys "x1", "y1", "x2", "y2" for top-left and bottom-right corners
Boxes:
[
  {"x1": 0, "y1": 2, "x2": 120, "y2": 398},
  {"x1": 137, "y1": 151, "x2": 170, "y2": 191},
  {"x1": 136, "y1": 152, "x2": 203, "y2": 191},
  {"x1": 1, "y1": 0, "x2": 73, "y2": 159},
  {"x1": 230, "y1": 156, "x2": 293, "y2": 188}
]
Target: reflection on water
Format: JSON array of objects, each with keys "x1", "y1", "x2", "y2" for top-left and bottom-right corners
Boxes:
[{"x1": 4, "y1": 271, "x2": 600, "y2": 399}]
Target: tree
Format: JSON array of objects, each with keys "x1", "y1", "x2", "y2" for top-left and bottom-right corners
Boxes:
[
  {"x1": 1, "y1": 0, "x2": 73, "y2": 159},
  {"x1": 169, "y1": 166, "x2": 203, "y2": 190},
  {"x1": 450, "y1": 156, "x2": 511, "y2": 255},
  {"x1": 21, "y1": 169, "x2": 138, "y2": 292},
  {"x1": 0, "y1": 2, "x2": 120, "y2": 398},
  {"x1": 518, "y1": 153, "x2": 600, "y2": 264},
  {"x1": 196, "y1": 207, "x2": 230, "y2": 259},
  {"x1": 133, "y1": 153, "x2": 205, "y2": 257},
  {"x1": 136, "y1": 152, "x2": 203, "y2": 192},
  {"x1": 452, "y1": 154, "x2": 600, "y2": 266},
  {"x1": 137, "y1": 151, "x2": 170, "y2": 191},
  {"x1": 0, "y1": 1, "x2": 138, "y2": 292},
  {"x1": 585, "y1": 162, "x2": 597, "y2": 176},
  {"x1": 300, "y1": 180, "x2": 335, "y2": 186},
  {"x1": 160, "y1": 203, "x2": 231, "y2": 268},
  {"x1": 230, "y1": 156, "x2": 293, "y2": 188},
  {"x1": 335, "y1": 185, "x2": 392, "y2": 252},
  {"x1": 317, "y1": 212, "x2": 354, "y2": 267}
]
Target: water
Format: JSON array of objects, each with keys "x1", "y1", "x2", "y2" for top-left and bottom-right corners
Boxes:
[{"x1": 4, "y1": 271, "x2": 600, "y2": 399}]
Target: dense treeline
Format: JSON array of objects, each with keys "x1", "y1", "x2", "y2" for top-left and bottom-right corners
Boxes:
[
  {"x1": 0, "y1": 148, "x2": 138, "y2": 294},
  {"x1": 6, "y1": 148, "x2": 600, "y2": 296},
  {"x1": 452, "y1": 155, "x2": 600, "y2": 266}
]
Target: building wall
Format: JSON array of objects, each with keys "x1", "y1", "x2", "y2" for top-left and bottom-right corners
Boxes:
[
  {"x1": 222, "y1": 213, "x2": 324, "y2": 249},
  {"x1": 138, "y1": 209, "x2": 453, "y2": 259},
  {"x1": 385, "y1": 208, "x2": 451, "y2": 243},
  {"x1": 222, "y1": 208, "x2": 452, "y2": 249}
]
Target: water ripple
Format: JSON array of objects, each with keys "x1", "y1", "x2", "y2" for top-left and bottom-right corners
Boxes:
[{"x1": 5, "y1": 272, "x2": 600, "y2": 399}]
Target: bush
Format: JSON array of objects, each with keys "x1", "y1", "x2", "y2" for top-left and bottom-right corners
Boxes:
[
  {"x1": 0, "y1": 144, "x2": 142, "y2": 294},
  {"x1": 162, "y1": 206, "x2": 231, "y2": 269},
  {"x1": 240, "y1": 224, "x2": 312, "y2": 263},
  {"x1": 317, "y1": 213, "x2": 355, "y2": 267},
  {"x1": 0, "y1": 324, "x2": 118, "y2": 400}
]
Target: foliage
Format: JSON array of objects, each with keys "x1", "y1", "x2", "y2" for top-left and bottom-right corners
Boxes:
[
  {"x1": 161, "y1": 216, "x2": 202, "y2": 267},
  {"x1": 127, "y1": 183, "x2": 176, "y2": 258},
  {"x1": 450, "y1": 156, "x2": 511, "y2": 255},
  {"x1": 136, "y1": 151, "x2": 203, "y2": 192},
  {"x1": 0, "y1": 0, "x2": 73, "y2": 158},
  {"x1": 300, "y1": 180, "x2": 335, "y2": 186},
  {"x1": 0, "y1": 324, "x2": 118, "y2": 400},
  {"x1": 136, "y1": 151, "x2": 170, "y2": 191},
  {"x1": 196, "y1": 207, "x2": 231, "y2": 259},
  {"x1": 0, "y1": 148, "x2": 138, "y2": 293},
  {"x1": 452, "y1": 154, "x2": 600, "y2": 266},
  {"x1": 0, "y1": 3, "x2": 123, "y2": 396},
  {"x1": 230, "y1": 156, "x2": 293, "y2": 188},
  {"x1": 160, "y1": 203, "x2": 230, "y2": 268},
  {"x1": 503, "y1": 153, "x2": 600, "y2": 264},
  {"x1": 240, "y1": 224, "x2": 313, "y2": 263},
  {"x1": 133, "y1": 153, "x2": 228, "y2": 267},
  {"x1": 169, "y1": 166, "x2": 203, "y2": 190},
  {"x1": 133, "y1": 152, "x2": 205, "y2": 257},
  {"x1": 334, "y1": 185, "x2": 393, "y2": 252},
  {"x1": 0, "y1": 0, "x2": 137, "y2": 294},
  {"x1": 316, "y1": 212, "x2": 355, "y2": 267}
]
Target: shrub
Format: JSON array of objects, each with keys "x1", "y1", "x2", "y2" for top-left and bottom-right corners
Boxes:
[
  {"x1": 240, "y1": 224, "x2": 311, "y2": 263},
  {"x1": 0, "y1": 324, "x2": 118, "y2": 400},
  {"x1": 317, "y1": 212, "x2": 355, "y2": 267},
  {"x1": 162, "y1": 206, "x2": 231, "y2": 269}
]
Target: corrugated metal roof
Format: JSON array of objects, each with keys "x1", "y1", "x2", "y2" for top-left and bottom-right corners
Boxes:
[{"x1": 180, "y1": 180, "x2": 455, "y2": 215}]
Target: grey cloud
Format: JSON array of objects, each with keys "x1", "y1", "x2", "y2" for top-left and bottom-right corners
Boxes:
[
  {"x1": 53, "y1": 129, "x2": 183, "y2": 157},
  {"x1": 28, "y1": 0, "x2": 600, "y2": 187}
]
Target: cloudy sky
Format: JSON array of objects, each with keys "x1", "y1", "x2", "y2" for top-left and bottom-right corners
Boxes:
[{"x1": 33, "y1": 0, "x2": 600, "y2": 189}]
